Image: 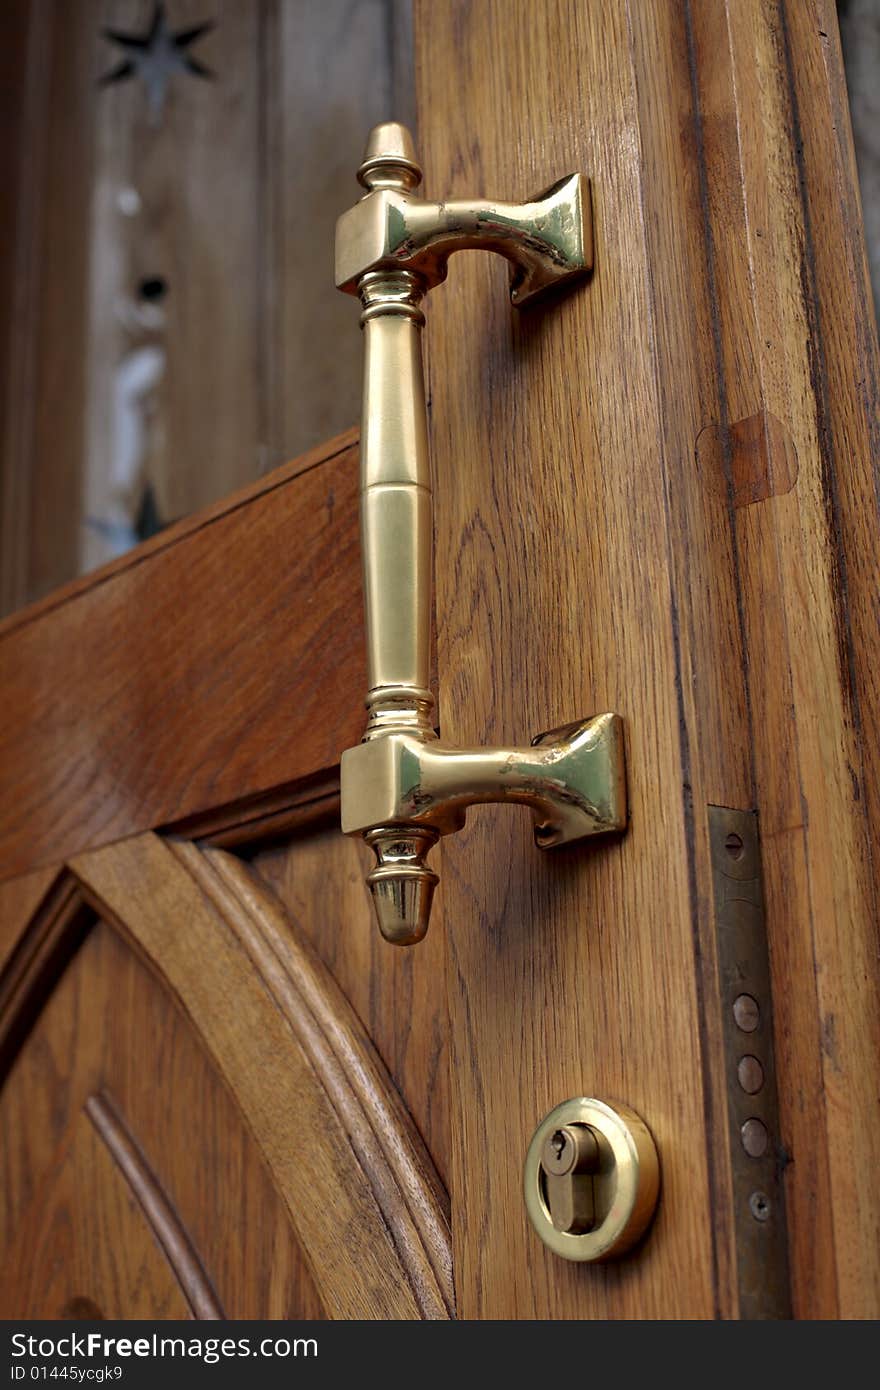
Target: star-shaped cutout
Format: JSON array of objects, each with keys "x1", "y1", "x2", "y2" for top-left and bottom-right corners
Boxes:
[{"x1": 100, "y1": 2, "x2": 215, "y2": 124}]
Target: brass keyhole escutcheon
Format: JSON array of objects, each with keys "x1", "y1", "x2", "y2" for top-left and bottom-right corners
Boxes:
[{"x1": 525, "y1": 1098, "x2": 660, "y2": 1262}]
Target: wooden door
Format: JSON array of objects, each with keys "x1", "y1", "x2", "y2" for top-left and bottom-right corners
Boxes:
[
  {"x1": 0, "y1": 433, "x2": 452, "y2": 1319},
  {"x1": 1, "y1": 0, "x2": 878, "y2": 1321}
]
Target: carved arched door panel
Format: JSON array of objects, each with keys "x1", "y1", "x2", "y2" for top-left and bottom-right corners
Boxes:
[{"x1": 0, "y1": 834, "x2": 452, "y2": 1320}]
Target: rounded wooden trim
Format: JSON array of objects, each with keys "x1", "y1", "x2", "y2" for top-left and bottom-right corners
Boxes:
[
  {"x1": 187, "y1": 842, "x2": 454, "y2": 1315},
  {"x1": 85, "y1": 1091, "x2": 225, "y2": 1320},
  {"x1": 61, "y1": 832, "x2": 453, "y2": 1319}
]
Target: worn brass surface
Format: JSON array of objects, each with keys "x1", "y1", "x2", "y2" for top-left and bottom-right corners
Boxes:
[
  {"x1": 337, "y1": 123, "x2": 593, "y2": 307},
  {"x1": 336, "y1": 123, "x2": 623, "y2": 944},
  {"x1": 342, "y1": 715, "x2": 626, "y2": 844},
  {"x1": 525, "y1": 1098, "x2": 660, "y2": 1262}
]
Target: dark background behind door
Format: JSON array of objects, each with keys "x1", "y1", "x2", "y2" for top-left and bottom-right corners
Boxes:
[
  {"x1": 0, "y1": 0, "x2": 875, "y2": 619},
  {"x1": 0, "y1": 0, "x2": 414, "y2": 616}
]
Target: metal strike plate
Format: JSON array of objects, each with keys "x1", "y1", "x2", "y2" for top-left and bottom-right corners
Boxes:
[
  {"x1": 708, "y1": 806, "x2": 791, "y2": 1318},
  {"x1": 524, "y1": 1098, "x2": 660, "y2": 1262}
]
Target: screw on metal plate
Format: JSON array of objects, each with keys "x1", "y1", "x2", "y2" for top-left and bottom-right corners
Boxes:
[{"x1": 733, "y1": 993, "x2": 760, "y2": 1033}]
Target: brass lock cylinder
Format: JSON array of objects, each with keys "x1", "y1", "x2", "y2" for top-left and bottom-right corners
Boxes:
[{"x1": 524, "y1": 1098, "x2": 660, "y2": 1262}]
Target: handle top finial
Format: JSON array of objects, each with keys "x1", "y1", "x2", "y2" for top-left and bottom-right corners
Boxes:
[{"x1": 357, "y1": 122, "x2": 423, "y2": 193}]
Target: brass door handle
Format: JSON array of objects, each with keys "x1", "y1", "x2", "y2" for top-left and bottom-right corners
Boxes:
[{"x1": 336, "y1": 123, "x2": 626, "y2": 945}]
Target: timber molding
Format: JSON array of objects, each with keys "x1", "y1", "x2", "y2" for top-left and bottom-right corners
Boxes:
[
  {"x1": 0, "y1": 429, "x2": 364, "y2": 883},
  {"x1": 416, "y1": 0, "x2": 879, "y2": 1318},
  {"x1": 85, "y1": 1091, "x2": 225, "y2": 1321},
  {"x1": 0, "y1": 834, "x2": 453, "y2": 1320}
]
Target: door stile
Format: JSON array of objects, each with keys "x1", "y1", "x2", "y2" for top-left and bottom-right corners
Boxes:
[{"x1": 417, "y1": 0, "x2": 880, "y2": 1318}]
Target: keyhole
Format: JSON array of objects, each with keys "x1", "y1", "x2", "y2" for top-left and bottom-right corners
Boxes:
[{"x1": 551, "y1": 1130, "x2": 567, "y2": 1160}]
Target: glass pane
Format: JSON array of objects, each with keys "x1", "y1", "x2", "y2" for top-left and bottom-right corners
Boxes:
[{"x1": 0, "y1": 0, "x2": 414, "y2": 615}]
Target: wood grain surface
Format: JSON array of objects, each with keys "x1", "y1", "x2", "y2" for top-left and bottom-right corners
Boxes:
[
  {"x1": 2, "y1": 1107, "x2": 194, "y2": 1321},
  {"x1": 0, "y1": 827, "x2": 453, "y2": 1320},
  {"x1": 0, "y1": 431, "x2": 364, "y2": 882},
  {"x1": 0, "y1": 864, "x2": 59, "y2": 973},
  {"x1": 0, "y1": 0, "x2": 875, "y2": 1325},
  {"x1": 0, "y1": 0, "x2": 51, "y2": 615},
  {"x1": 84, "y1": 1091, "x2": 224, "y2": 1320},
  {"x1": 416, "y1": 0, "x2": 879, "y2": 1318},
  {"x1": 0, "y1": 914, "x2": 322, "y2": 1319},
  {"x1": 4, "y1": 0, "x2": 96, "y2": 608},
  {"x1": 71, "y1": 832, "x2": 452, "y2": 1319},
  {"x1": 251, "y1": 829, "x2": 450, "y2": 1192}
]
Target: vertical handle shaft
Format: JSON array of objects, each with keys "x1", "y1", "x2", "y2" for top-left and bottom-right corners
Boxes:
[
  {"x1": 349, "y1": 130, "x2": 441, "y2": 944},
  {"x1": 358, "y1": 270, "x2": 434, "y2": 740}
]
